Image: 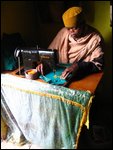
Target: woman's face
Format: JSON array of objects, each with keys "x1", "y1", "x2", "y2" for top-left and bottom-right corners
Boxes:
[
  {"x1": 68, "y1": 27, "x2": 81, "y2": 36},
  {"x1": 67, "y1": 21, "x2": 84, "y2": 38}
]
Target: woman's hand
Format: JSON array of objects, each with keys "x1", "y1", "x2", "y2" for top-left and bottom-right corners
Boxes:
[
  {"x1": 61, "y1": 63, "x2": 79, "y2": 79},
  {"x1": 36, "y1": 63, "x2": 44, "y2": 75}
]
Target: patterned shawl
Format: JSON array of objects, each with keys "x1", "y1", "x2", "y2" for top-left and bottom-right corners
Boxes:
[{"x1": 48, "y1": 25, "x2": 104, "y2": 71}]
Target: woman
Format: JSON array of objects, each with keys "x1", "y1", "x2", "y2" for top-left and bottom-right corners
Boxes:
[{"x1": 37, "y1": 6, "x2": 104, "y2": 80}]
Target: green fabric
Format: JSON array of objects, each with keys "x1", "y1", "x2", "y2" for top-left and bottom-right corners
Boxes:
[
  {"x1": 39, "y1": 67, "x2": 66, "y2": 84},
  {"x1": 1, "y1": 74, "x2": 92, "y2": 149},
  {"x1": 4, "y1": 56, "x2": 17, "y2": 70},
  {"x1": 39, "y1": 64, "x2": 72, "y2": 85}
]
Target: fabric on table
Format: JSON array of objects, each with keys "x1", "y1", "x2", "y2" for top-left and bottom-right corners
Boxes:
[
  {"x1": 39, "y1": 66, "x2": 66, "y2": 85},
  {"x1": 1, "y1": 74, "x2": 93, "y2": 149},
  {"x1": 39, "y1": 64, "x2": 72, "y2": 85}
]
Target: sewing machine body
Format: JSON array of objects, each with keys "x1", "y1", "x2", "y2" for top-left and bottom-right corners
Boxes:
[{"x1": 15, "y1": 47, "x2": 59, "y2": 72}]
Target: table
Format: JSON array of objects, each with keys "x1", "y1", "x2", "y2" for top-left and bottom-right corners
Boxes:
[
  {"x1": 2, "y1": 66, "x2": 103, "y2": 94},
  {"x1": 1, "y1": 67, "x2": 104, "y2": 149},
  {"x1": 68, "y1": 72, "x2": 103, "y2": 94}
]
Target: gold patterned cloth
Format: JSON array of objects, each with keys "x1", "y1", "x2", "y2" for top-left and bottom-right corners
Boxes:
[{"x1": 1, "y1": 74, "x2": 93, "y2": 149}]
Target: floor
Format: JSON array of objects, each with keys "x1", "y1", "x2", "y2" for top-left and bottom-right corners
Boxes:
[{"x1": 1, "y1": 140, "x2": 41, "y2": 149}]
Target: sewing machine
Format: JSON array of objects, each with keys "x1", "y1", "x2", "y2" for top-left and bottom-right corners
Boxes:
[
  {"x1": 14, "y1": 47, "x2": 59, "y2": 75},
  {"x1": 14, "y1": 47, "x2": 71, "y2": 85}
]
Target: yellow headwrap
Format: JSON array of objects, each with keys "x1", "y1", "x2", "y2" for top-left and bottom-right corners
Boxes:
[{"x1": 62, "y1": 7, "x2": 82, "y2": 28}]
